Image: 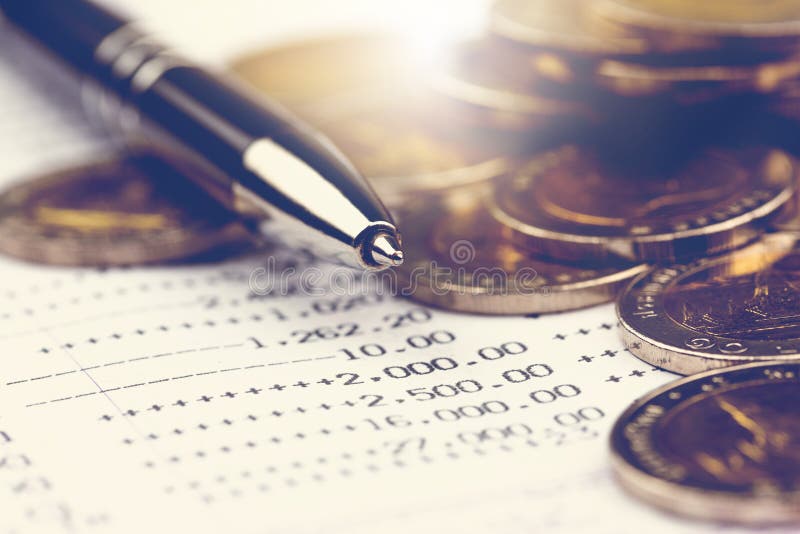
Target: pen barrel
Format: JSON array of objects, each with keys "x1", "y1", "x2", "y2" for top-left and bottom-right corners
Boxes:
[
  {"x1": 126, "y1": 68, "x2": 399, "y2": 266},
  {"x1": 130, "y1": 66, "x2": 391, "y2": 227},
  {"x1": 1, "y1": 0, "x2": 399, "y2": 269},
  {"x1": 0, "y1": 0, "x2": 126, "y2": 83}
]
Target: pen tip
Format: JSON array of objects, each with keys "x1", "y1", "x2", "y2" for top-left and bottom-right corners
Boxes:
[{"x1": 369, "y1": 233, "x2": 404, "y2": 268}]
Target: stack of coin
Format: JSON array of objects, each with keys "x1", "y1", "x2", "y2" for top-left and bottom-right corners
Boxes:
[
  {"x1": 227, "y1": 3, "x2": 800, "y2": 315},
  {"x1": 442, "y1": 0, "x2": 800, "y2": 165},
  {"x1": 231, "y1": 34, "x2": 655, "y2": 314},
  {"x1": 228, "y1": 7, "x2": 800, "y2": 525}
]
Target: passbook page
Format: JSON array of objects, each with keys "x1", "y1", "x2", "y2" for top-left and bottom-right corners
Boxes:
[
  {"x1": 1, "y1": 255, "x2": 739, "y2": 534},
  {"x1": 0, "y1": 1, "x2": 768, "y2": 533}
]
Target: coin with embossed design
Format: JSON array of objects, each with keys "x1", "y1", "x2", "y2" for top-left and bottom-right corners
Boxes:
[
  {"x1": 0, "y1": 152, "x2": 255, "y2": 266},
  {"x1": 396, "y1": 194, "x2": 647, "y2": 314},
  {"x1": 617, "y1": 232, "x2": 800, "y2": 374},
  {"x1": 489, "y1": 146, "x2": 797, "y2": 263},
  {"x1": 612, "y1": 360, "x2": 800, "y2": 524}
]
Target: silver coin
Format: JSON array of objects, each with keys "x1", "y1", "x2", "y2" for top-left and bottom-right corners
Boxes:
[
  {"x1": 612, "y1": 360, "x2": 800, "y2": 525},
  {"x1": 617, "y1": 232, "x2": 800, "y2": 374}
]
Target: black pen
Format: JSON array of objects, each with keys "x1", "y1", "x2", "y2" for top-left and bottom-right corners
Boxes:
[{"x1": 0, "y1": 0, "x2": 404, "y2": 270}]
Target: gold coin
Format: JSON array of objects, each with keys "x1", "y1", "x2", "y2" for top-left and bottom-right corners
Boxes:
[
  {"x1": 490, "y1": 0, "x2": 647, "y2": 57},
  {"x1": 617, "y1": 232, "x2": 800, "y2": 374},
  {"x1": 489, "y1": 0, "x2": 800, "y2": 105},
  {"x1": 395, "y1": 194, "x2": 647, "y2": 315},
  {"x1": 595, "y1": 54, "x2": 800, "y2": 101},
  {"x1": 773, "y1": 203, "x2": 800, "y2": 232},
  {"x1": 597, "y1": 0, "x2": 800, "y2": 57},
  {"x1": 0, "y1": 152, "x2": 254, "y2": 266},
  {"x1": 524, "y1": 50, "x2": 799, "y2": 106},
  {"x1": 489, "y1": 146, "x2": 797, "y2": 263},
  {"x1": 520, "y1": 46, "x2": 800, "y2": 107},
  {"x1": 602, "y1": 0, "x2": 800, "y2": 31},
  {"x1": 490, "y1": 0, "x2": 776, "y2": 63},
  {"x1": 230, "y1": 34, "x2": 515, "y2": 200},
  {"x1": 612, "y1": 360, "x2": 800, "y2": 525},
  {"x1": 771, "y1": 81, "x2": 800, "y2": 124},
  {"x1": 771, "y1": 165, "x2": 800, "y2": 232},
  {"x1": 432, "y1": 38, "x2": 600, "y2": 132},
  {"x1": 230, "y1": 34, "x2": 418, "y2": 116}
]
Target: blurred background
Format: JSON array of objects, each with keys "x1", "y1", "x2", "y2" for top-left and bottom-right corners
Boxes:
[{"x1": 0, "y1": 0, "x2": 489, "y2": 181}]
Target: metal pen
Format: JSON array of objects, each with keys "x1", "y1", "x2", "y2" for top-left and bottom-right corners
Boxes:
[{"x1": 0, "y1": 0, "x2": 404, "y2": 270}]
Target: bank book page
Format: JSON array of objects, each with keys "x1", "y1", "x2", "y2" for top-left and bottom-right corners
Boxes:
[{"x1": 0, "y1": 1, "x2": 769, "y2": 533}]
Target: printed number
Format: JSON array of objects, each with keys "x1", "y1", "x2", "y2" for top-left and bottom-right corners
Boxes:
[
  {"x1": 0, "y1": 454, "x2": 31, "y2": 470},
  {"x1": 336, "y1": 372, "x2": 365, "y2": 385},
  {"x1": 363, "y1": 415, "x2": 412, "y2": 431},
  {"x1": 405, "y1": 331, "x2": 456, "y2": 349},
  {"x1": 544, "y1": 426, "x2": 598, "y2": 446},
  {"x1": 389, "y1": 437, "x2": 426, "y2": 455},
  {"x1": 384, "y1": 357, "x2": 458, "y2": 379},
  {"x1": 434, "y1": 401, "x2": 509, "y2": 421},
  {"x1": 477, "y1": 342, "x2": 528, "y2": 360},
  {"x1": 554, "y1": 407, "x2": 605, "y2": 426},
  {"x1": 291, "y1": 323, "x2": 362, "y2": 343},
  {"x1": 383, "y1": 308, "x2": 432, "y2": 328},
  {"x1": 10, "y1": 477, "x2": 51, "y2": 495},
  {"x1": 311, "y1": 295, "x2": 383, "y2": 314},
  {"x1": 458, "y1": 423, "x2": 533, "y2": 444},
  {"x1": 406, "y1": 380, "x2": 483, "y2": 400},
  {"x1": 529, "y1": 384, "x2": 581, "y2": 404},
  {"x1": 340, "y1": 331, "x2": 454, "y2": 360},
  {"x1": 340, "y1": 343, "x2": 388, "y2": 360},
  {"x1": 501, "y1": 364, "x2": 554, "y2": 383},
  {"x1": 360, "y1": 394, "x2": 387, "y2": 407}
]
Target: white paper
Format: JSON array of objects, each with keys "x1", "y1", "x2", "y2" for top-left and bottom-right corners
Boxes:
[{"x1": 0, "y1": 2, "x2": 783, "y2": 533}]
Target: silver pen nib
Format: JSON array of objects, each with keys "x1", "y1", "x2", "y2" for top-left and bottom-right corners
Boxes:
[{"x1": 368, "y1": 233, "x2": 404, "y2": 268}]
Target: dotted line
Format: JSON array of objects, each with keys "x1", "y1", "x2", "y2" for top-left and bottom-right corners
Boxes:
[
  {"x1": 101, "y1": 376, "x2": 353, "y2": 421},
  {"x1": 158, "y1": 433, "x2": 590, "y2": 500},
  {"x1": 116, "y1": 400, "x2": 374, "y2": 442},
  {"x1": 0, "y1": 256, "x2": 315, "y2": 306},
  {"x1": 0, "y1": 290, "x2": 280, "y2": 323},
  {"x1": 118, "y1": 400, "x2": 547, "y2": 448},
  {"x1": 0, "y1": 272, "x2": 239, "y2": 304},
  {"x1": 148, "y1": 436, "x2": 475, "y2": 468},
  {"x1": 0, "y1": 274, "x2": 241, "y2": 321},
  {"x1": 0, "y1": 299, "x2": 205, "y2": 342},
  {"x1": 175, "y1": 425, "x2": 600, "y2": 500},
  {"x1": 28, "y1": 313, "x2": 269, "y2": 355},
  {"x1": 552, "y1": 322, "x2": 618, "y2": 341},
  {"x1": 7, "y1": 343, "x2": 247, "y2": 387},
  {"x1": 180, "y1": 444, "x2": 430, "y2": 496},
  {"x1": 24, "y1": 355, "x2": 338, "y2": 408}
]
